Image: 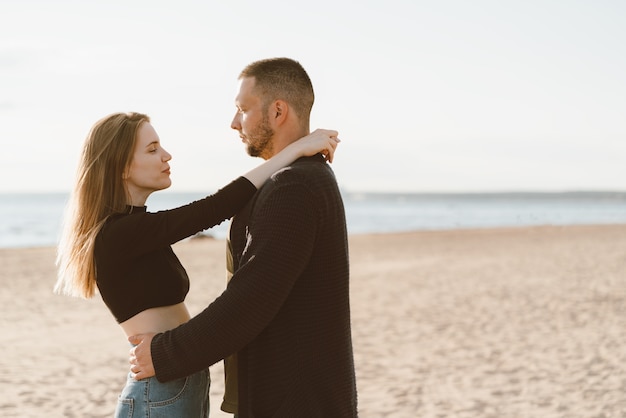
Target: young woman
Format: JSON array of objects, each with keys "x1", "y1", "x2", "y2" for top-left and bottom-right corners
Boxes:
[{"x1": 54, "y1": 112, "x2": 339, "y2": 417}]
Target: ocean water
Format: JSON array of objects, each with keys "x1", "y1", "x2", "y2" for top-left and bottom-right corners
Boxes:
[{"x1": 1, "y1": 191, "x2": 625, "y2": 249}]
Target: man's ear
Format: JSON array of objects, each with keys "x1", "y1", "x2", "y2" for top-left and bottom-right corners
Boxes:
[{"x1": 272, "y1": 100, "x2": 289, "y2": 125}]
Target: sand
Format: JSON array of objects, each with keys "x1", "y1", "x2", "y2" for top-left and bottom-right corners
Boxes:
[{"x1": 1, "y1": 224, "x2": 625, "y2": 417}]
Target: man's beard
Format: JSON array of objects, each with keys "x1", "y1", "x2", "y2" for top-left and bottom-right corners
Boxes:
[{"x1": 246, "y1": 114, "x2": 274, "y2": 158}]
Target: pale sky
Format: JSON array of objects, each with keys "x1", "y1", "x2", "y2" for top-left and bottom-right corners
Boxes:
[{"x1": 1, "y1": 0, "x2": 625, "y2": 193}]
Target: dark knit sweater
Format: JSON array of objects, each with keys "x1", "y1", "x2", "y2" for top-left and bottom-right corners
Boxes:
[
  {"x1": 151, "y1": 154, "x2": 358, "y2": 417},
  {"x1": 95, "y1": 177, "x2": 257, "y2": 323}
]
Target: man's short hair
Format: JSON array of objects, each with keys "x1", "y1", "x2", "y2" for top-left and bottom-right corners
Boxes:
[{"x1": 239, "y1": 57, "x2": 315, "y2": 122}]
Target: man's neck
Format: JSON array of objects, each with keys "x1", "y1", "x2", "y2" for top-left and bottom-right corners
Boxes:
[{"x1": 266, "y1": 127, "x2": 309, "y2": 159}]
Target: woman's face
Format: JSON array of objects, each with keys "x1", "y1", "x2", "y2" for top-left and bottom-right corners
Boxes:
[{"x1": 124, "y1": 122, "x2": 172, "y2": 205}]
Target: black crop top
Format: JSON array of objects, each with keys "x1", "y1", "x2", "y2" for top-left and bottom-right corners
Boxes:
[{"x1": 94, "y1": 176, "x2": 257, "y2": 323}]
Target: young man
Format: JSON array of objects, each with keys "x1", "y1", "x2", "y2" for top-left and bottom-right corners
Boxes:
[{"x1": 130, "y1": 58, "x2": 358, "y2": 417}]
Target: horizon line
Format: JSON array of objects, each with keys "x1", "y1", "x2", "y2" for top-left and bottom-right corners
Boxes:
[{"x1": 2, "y1": 189, "x2": 626, "y2": 195}]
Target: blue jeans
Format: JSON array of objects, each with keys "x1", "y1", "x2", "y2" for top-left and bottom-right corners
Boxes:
[{"x1": 115, "y1": 369, "x2": 210, "y2": 418}]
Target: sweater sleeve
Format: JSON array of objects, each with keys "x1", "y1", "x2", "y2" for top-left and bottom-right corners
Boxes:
[
  {"x1": 99, "y1": 177, "x2": 256, "y2": 259},
  {"x1": 150, "y1": 180, "x2": 318, "y2": 382}
]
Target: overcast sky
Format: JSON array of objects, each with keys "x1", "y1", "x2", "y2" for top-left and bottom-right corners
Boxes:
[{"x1": 1, "y1": 0, "x2": 625, "y2": 193}]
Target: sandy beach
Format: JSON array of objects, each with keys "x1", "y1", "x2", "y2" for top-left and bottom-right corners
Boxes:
[{"x1": 1, "y1": 224, "x2": 625, "y2": 417}]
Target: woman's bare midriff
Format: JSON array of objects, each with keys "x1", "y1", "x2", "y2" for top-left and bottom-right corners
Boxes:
[{"x1": 120, "y1": 302, "x2": 191, "y2": 338}]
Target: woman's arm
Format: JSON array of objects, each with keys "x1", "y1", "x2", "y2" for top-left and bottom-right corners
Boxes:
[
  {"x1": 100, "y1": 130, "x2": 338, "y2": 257},
  {"x1": 243, "y1": 129, "x2": 339, "y2": 188}
]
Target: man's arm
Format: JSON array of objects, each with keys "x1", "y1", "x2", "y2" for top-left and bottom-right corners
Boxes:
[{"x1": 131, "y1": 180, "x2": 318, "y2": 382}]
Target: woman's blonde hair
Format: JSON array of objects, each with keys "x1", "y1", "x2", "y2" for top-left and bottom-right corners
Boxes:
[{"x1": 55, "y1": 112, "x2": 150, "y2": 298}]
